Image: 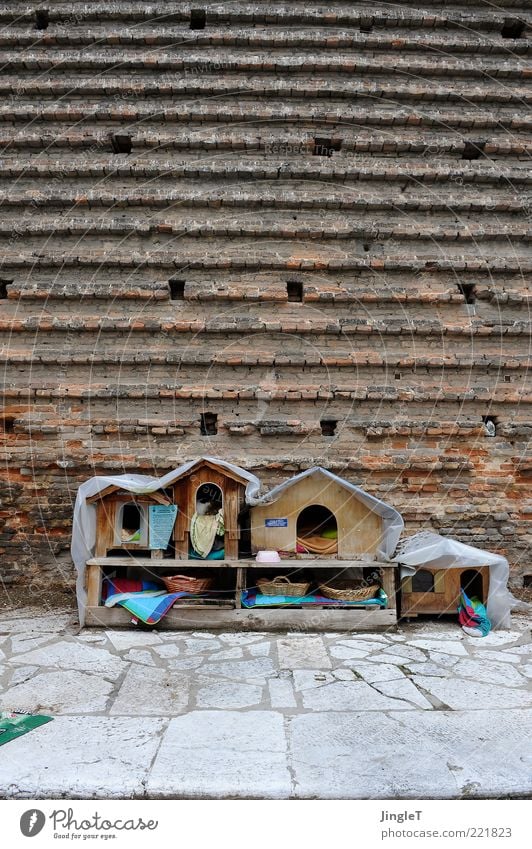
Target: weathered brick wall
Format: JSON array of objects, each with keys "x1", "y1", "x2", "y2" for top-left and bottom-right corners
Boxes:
[{"x1": 0, "y1": 1, "x2": 530, "y2": 587}]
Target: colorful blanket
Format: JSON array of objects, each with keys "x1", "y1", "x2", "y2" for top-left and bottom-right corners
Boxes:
[
  {"x1": 242, "y1": 588, "x2": 388, "y2": 608},
  {"x1": 458, "y1": 589, "x2": 491, "y2": 636},
  {"x1": 102, "y1": 577, "x2": 161, "y2": 600},
  {"x1": 104, "y1": 578, "x2": 200, "y2": 624},
  {"x1": 0, "y1": 711, "x2": 53, "y2": 747}
]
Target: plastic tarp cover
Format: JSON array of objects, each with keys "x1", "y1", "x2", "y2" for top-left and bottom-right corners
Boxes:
[
  {"x1": 71, "y1": 457, "x2": 261, "y2": 626},
  {"x1": 393, "y1": 531, "x2": 521, "y2": 629},
  {"x1": 252, "y1": 467, "x2": 404, "y2": 560}
]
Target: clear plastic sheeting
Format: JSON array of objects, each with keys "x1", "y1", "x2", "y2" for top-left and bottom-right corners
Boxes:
[
  {"x1": 393, "y1": 531, "x2": 523, "y2": 630},
  {"x1": 252, "y1": 467, "x2": 404, "y2": 560},
  {"x1": 71, "y1": 457, "x2": 261, "y2": 627}
]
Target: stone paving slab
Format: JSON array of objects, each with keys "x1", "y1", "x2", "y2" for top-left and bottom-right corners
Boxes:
[
  {"x1": 288, "y1": 709, "x2": 532, "y2": 799},
  {"x1": 147, "y1": 711, "x2": 291, "y2": 799},
  {"x1": 0, "y1": 717, "x2": 167, "y2": 799},
  {"x1": 0, "y1": 607, "x2": 530, "y2": 799}
]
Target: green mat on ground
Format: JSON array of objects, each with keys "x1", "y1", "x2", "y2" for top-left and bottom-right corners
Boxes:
[{"x1": 0, "y1": 711, "x2": 53, "y2": 746}]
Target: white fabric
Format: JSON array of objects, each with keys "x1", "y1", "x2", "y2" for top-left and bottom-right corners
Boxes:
[
  {"x1": 251, "y1": 467, "x2": 404, "y2": 560},
  {"x1": 392, "y1": 531, "x2": 521, "y2": 629},
  {"x1": 190, "y1": 508, "x2": 224, "y2": 558},
  {"x1": 71, "y1": 457, "x2": 261, "y2": 626}
]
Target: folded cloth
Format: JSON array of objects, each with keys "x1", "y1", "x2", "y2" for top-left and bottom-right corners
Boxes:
[
  {"x1": 190, "y1": 508, "x2": 224, "y2": 558},
  {"x1": 458, "y1": 588, "x2": 491, "y2": 637},
  {"x1": 105, "y1": 586, "x2": 196, "y2": 624},
  {"x1": 296, "y1": 534, "x2": 338, "y2": 555},
  {"x1": 241, "y1": 589, "x2": 387, "y2": 608},
  {"x1": 103, "y1": 577, "x2": 201, "y2": 624}
]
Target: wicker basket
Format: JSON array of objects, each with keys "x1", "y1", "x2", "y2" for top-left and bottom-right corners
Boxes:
[
  {"x1": 256, "y1": 575, "x2": 310, "y2": 597},
  {"x1": 162, "y1": 574, "x2": 213, "y2": 594},
  {"x1": 318, "y1": 582, "x2": 380, "y2": 602}
]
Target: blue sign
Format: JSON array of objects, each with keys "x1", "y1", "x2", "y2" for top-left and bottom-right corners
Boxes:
[
  {"x1": 149, "y1": 505, "x2": 178, "y2": 549},
  {"x1": 265, "y1": 518, "x2": 288, "y2": 528}
]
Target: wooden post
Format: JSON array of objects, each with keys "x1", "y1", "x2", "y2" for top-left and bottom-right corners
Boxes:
[
  {"x1": 380, "y1": 566, "x2": 397, "y2": 612},
  {"x1": 235, "y1": 567, "x2": 245, "y2": 609},
  {"x1": 86, "y1": 564, "x2": 103, "y2": 608}
]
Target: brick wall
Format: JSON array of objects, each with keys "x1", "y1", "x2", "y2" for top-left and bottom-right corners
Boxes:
[{"x1": 0, "y1": 1, "x2": 531, "y2": 587}]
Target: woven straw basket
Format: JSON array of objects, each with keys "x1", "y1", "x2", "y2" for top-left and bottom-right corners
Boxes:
[
  {"x1": 163, "y1": 574, "x2": 213, "y2": 594},
  {"x1": 319, "y1": 582, "x2": 379, "y2": 602},
  {"x1": 257, "y1": 575, "x2": 310, "y2": 597}
]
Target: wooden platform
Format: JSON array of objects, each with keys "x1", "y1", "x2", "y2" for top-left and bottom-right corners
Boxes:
[
  {"x1": 85, "y1": 605, "x2": 397, "y2": 631},
  {"x1": 84, "y1": 557, "x2": 398, "y2": 631}
]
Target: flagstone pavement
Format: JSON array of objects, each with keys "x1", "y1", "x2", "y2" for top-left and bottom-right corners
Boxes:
[{"x1": 0, "y1": 608, "x2": 530, "y2": 799}]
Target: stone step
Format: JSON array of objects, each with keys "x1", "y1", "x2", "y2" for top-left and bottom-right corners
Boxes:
[
  {"x1": 1, "y1": 25, "x2": 530, "y2": 56},
  {"x1": 12, "y1": 416, "x2": 522, "y2": 438},
  {"x1": 6, "y1": 278, "x2": 529, "y2": 306},
  {"x1": 4, "y1": 331, "x2": 525, "y2": 365},
  {"x1": 1, "y1": 454, "x2": 508, "y2": 479},
  {"x1": 5, "y1": 348, "x2": 529, "y2": 372},
  {"x1": 0, "y1": 184, "x2": 526, "y2": 214},
  {"x1": 1, "y1": 1, "x2": 529, "y2": 31},
  {"x1": 0, "y1": 240, "x2": 528, "y2": 270},
  {"x1": 0, "y1": 127, "x2": 527, "y2": 156},
  {"x1": 1, "y1": 314, "x2": 529, "y2": 337},
  {"x1": 1, "y1": 381, "x2": 529, "y2": 406},
  {"x1": 3, "y1": 73, "x2": 532, "y2": 107},
  {"x1": 1, "y1": 295, "x2": 527, "y2": 326},
  {"x1": 0, "y1": 215, "x2": 529, "y2": 244},
  {"x1": 2, "y1": 101, "x2": 530, "y2": 133},
  {"x1": 1, "y1": 250, "x2": 529, "y2": 274},
  {"x1": 6, "y1": 371, "x2": 529, "y2": 402},
  {"x1": 1, "y1": 155, "x2": 529, "y2": 185},
  {"x1": 390, "y1": 0, "x2": 528, "y2": 8},
  {"x1": 0, "y1": 48, "x2": 528, "y2": 80}
]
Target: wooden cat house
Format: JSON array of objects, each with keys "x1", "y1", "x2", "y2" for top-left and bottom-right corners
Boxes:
[
  {"x1": 86, "y1": 458, "x2": 253, "y2": 561},
  {"x1": 250, "y1": 467, "x2": 402, "y2": 560},
  {"x1": 165, "y1": 458, "x2": 251, "y2": 559},
  {"x1": 400, "y1": 565, "x2": 490, "y2": 618},
  {"x1": 395, "y1": 532, "x2": 494, "y2": 619},
  {"x1": 87, "y1": 486, "x2": 173, "y2": 558}
]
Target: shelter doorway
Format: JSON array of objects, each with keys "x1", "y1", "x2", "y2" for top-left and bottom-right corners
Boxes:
[
  {"x1": 190, "y1": 483, "x2": 225, "y2": 559},
  {"x1": 296, "y1": 505, "x2": 338, "y2": 555},
  {"x1": 460, "y1": 569, "x2": 486, "y2": 602}
]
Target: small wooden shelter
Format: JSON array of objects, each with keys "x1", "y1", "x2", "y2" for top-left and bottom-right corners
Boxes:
[
  {"x1": 87, "y1": 486, "x2": 172, "y2": 557},
  {"x1": 86, "y1": 458, "x2": 251, "y2": 560},
  {"x1": 400, "y1": 565, "x2": 490, "y2": 618},
  {"x1": 250, "y1": 467, "x2": 400, "y2": 559},
  {"x1": 165, "y1": 457, "x2": 250, "y2": 559}
]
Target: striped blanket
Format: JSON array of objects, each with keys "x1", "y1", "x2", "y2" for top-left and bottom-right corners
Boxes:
[
  {"x1": 242, "y1": 588, "x2": 387, "y2": 608},
  {"x1": 104, "y1": 578, "x2": 199, "y2": 625}
]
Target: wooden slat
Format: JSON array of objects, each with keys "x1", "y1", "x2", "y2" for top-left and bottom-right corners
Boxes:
[
  {"x1": 85, "y1": 605, "x2": 397, "y2": 631},
  {"x1": 86, "y1": 556, "x2": 391, "y2": 569}
]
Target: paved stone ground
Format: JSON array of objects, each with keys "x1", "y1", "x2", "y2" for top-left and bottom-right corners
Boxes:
[{"x1": 0, "y1": 609, "x2": 531, "y2": 799}]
